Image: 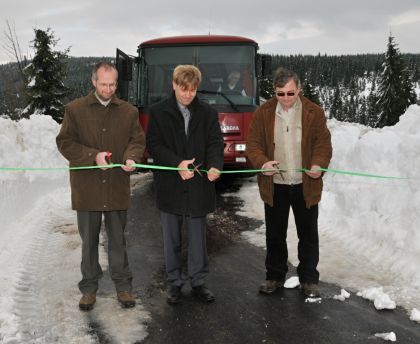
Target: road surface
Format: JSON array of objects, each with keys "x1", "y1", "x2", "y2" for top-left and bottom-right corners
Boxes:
[{"x1": 117, "y1": 174, "x2": 420, "y2": 344}]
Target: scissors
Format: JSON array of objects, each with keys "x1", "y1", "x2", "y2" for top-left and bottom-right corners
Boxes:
[
  {"x1": 272, "y1": 163, "x2": 286, "y2": 180},
  {"x1": 105, "y1": 151, "x2": 112, "y2": 164},
  {"x1": 190, "y1": 162, "x2": 203, "y2": 177}
]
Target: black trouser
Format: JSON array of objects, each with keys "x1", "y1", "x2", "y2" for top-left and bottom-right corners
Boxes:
[
  {"x1": 264, "y1": 183, "x2": 319, "y2": 283},
  {"x1": 76, "y1": 210, "x2": 133, "y2": 294},
  {"x1": 160, "y1": 211, "x2": 209, "y2": 287}
]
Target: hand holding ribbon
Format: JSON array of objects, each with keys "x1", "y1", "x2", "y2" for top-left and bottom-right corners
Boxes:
[
  {"x1": 305, "y1": 165, "x2": 322, "y2": 179},
  {"x1": 121, "y1": 159, "x2": 136, "y2": 172},
  {"x1": 261, "y1": 160, "x2": 280, "y2": 176},
  {"x1": 207, "y1": 167, "x2": 220, "y2": 182}
]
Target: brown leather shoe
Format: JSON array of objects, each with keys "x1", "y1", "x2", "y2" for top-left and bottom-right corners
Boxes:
[
  {"x1": 301, "y1": 283, "x2": 320, "y2": 297},
  {"x1": 258, "y1": 280, "x2": 284, "y2": 294},
  {"x1": 117, "y1": 291, "x2": 136, "y2": 308},
  {"x1": 79, "y1": 293, "x2": 96, "y2": 311}
]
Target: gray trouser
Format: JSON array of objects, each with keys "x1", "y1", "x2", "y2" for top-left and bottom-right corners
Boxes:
[
  {"x1": 76, "y1": 210, "x2": 133, "y2": 294},
  {"x1": 160, "y1": 211, "x2": 209, "y2": 287}
]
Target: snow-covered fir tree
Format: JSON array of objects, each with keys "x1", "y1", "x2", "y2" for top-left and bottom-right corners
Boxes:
[
  {"x1": 366, "y1": 80, "x2": 380, "y2": 127},
  {"x1": 258, "y1": 76, "x2": 274, "y2": 99},
  {"x1": 24, "y1": 28, "x2": 70, "y2": 122},
  {"x1": 376, "y1": 35, "x2": 417, "y2": 128},
  {"x1": 329, "y1": 85, "x2": 344, "y2": 120},
  {"x1": 302, "y1": 74, "x2": 321, "y2": 105}
]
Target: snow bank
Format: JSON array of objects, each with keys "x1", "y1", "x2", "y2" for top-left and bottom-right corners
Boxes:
[
  {"x1": 322, "y1": 105, "x2": 420, "y2": 285},
  {"x1": 0, "y1": 115, "x2": 68, "y2": 340},
  {"x1": 0, "y1": 114, "x2": 67, "y2": 182},
  {"x1": 0, "y1": 115, "x2": 68, "y2": 270}
]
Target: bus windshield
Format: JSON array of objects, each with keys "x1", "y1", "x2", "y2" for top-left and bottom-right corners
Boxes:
[{"x1": 138, "y1": 44, "x2": 257, "y2": 108}]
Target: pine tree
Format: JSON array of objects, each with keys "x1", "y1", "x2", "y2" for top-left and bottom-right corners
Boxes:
[
  {"x1": 302, "y1": 74, "x2": 321, "y2": 105},
  {"x1": 358, "y1": 96, "x2": 367, "y2": 125},
  {"x1": 402, "y1": 68, "x2": 418, "y2": 106},
  {"x1": 376, "y1": 35, "x2": 417, "y2": 128},
  {"x1": 259, "y1": 76, "x2": 274, "y2": 99},
  {"x1": 329, "y1": 86, "x2": 344, "y2": 120},
  {"x1": 344, "y1": 77, "x2": 359, "y2": 123},
  {"x1": 366, "y1": 79, "x2": 380, "y2": 127},
  {"x1": 24, "y1": 28, "x2": 70, "y2": 122}
]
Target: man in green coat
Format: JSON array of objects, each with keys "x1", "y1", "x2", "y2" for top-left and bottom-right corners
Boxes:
[{"x1": 56, "y1": 62, "x2": 145, "y2": 311}]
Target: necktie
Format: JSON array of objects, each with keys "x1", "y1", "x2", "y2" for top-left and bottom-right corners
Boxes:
[{"x1": 181, "y1": 107, "x2": 190, "y2": 135}]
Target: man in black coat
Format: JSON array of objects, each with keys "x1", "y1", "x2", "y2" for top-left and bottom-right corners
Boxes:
[{"x1": 146, "y1": 65, "x2": 224, "y2": 304}]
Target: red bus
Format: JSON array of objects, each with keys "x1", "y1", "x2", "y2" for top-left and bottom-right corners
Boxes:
[{"x1": 116, "y1": 35, "x2": 271, "y2": 170}]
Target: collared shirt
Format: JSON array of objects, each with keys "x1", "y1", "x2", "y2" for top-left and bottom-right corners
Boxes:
[
  {"x1": 94, "y1": 92, "x2": 111, "y2": 107},
  {"x1": 273, "y1": 98, "x2": 303, "y2": 185},
  {"x1": 177, "y1": 102, "x2": 191, "y2": 135}
]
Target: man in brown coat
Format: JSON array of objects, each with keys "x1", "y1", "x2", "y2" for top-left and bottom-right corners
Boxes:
[
  {"x1": 246, "y1": 67, "x2": 332, "y2": 298},
  {"x1": 56, "y1": 62, "x2": 145, "y2": 310}
]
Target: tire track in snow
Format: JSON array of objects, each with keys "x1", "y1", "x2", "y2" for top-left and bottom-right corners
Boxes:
[
  {"x1": 8, "y1": 188, "x2": 150, "y2": 343},
  {"x1": 11, "y1": 199, "x2": 99, "y2": 343}
]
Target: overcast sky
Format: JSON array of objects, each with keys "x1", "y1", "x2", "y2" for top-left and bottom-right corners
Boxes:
[{"x1": 1, "y1": 0, "x2": 420, "y2": 63}]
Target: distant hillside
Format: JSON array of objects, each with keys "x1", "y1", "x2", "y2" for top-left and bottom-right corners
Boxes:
[
  {"x1": 0, "y1": 56, "x2": 114, "y2": 117},
  {"x1": 272, "y1": 53, "x2": 420, "y2": 87},
  {"x1": 268, "y1": 53, "x2": 420, "y2": 126},
  {"x1": 1, "y1": 54, "x2": 419, "y2": 125}
]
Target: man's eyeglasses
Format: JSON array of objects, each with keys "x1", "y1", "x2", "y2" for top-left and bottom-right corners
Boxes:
[{"x1": 276, "y1": 91, "x2": 296, "y2": 97}]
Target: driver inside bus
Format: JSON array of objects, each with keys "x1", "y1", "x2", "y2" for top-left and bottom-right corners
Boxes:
[{"x1": 218, "y1": 70, "x2": 247, "y2": 96}]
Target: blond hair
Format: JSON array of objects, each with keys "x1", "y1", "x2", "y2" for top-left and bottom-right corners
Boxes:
[{"x1": 173, "y1": 65, "x2": 201, "y2": 89}]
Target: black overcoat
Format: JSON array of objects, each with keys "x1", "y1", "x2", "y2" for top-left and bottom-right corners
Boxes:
[{"x1": 146, "y1": 93, "x2": 224, "y2": 216}]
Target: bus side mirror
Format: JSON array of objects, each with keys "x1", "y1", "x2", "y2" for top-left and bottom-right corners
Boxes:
[{"x1": 116, "y1": 48, "x2": 133, "y2": 101}]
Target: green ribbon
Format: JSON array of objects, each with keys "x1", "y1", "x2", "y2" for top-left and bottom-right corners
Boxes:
[
  {"x1": 0, "y1": 164, "x2": 124, "y2": 171},
  {"x1": 0, "y1": 163, "x2": 415, "y2": 180},
  {"x1": 307, "y1": 167, "x2": 412, "y2": 180}
]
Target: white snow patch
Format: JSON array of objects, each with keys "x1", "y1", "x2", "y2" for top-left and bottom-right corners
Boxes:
[
  {"x1": 374, "y1": 332, "x2": 397, "y2": 342},
  {"x1": 333, "y1": 289, "x2": 351, "y2": 301},
  {"x1": 357, "y1": 287, "x2": 396, "y2": 310},
  {"x1": 284, "y1": 276, "x2": 300, "y2": 289},
  {"x1": 410, "y1": 308, "x2": 420, "y2": 323},
  {"x1": 242, "y1": 223, "x2": 266, "y2": 248},
  {"x1": 305, "y1": 297, "x2": 322, "y2": 303}
]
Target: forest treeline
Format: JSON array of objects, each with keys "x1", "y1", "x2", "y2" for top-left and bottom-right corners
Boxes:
[
  {"x1": 1, "y1": 52, "x2": 419, "y2": 125},
  {"x1": 264, "y1": 52, "x2": 419, "y2": 126},
  {"x1": 0, "y1": 56, "x2": 110, "y2": 118}
]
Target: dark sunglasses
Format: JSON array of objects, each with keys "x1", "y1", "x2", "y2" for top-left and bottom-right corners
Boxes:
[{"x1": 276, "y1": 91, "x2": 296, "y2": 97}]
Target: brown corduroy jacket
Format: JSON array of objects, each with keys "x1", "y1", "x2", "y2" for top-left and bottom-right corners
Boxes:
[
  {"x1": 246, "y1": 95, "x2": 332, "y2": 208},
  {"x1": 56, "y1": 91, "x2": 145, "y2": 211}
]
